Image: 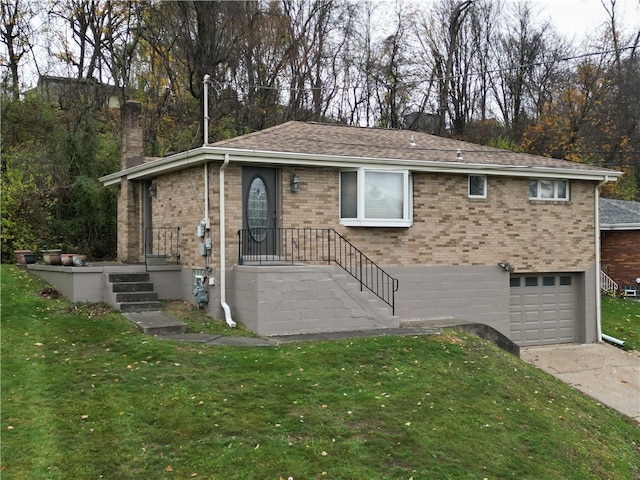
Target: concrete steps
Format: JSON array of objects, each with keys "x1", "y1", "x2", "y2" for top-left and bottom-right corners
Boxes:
[
  {"x1": 123, "y1": 311, "x2": 187, "y2": 335},
  {"x1": 107, "y1": 273, "x2": 162, "y2": 312}
]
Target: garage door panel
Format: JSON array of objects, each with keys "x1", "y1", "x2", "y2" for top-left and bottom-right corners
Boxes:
[
  {"x1": 558, "y1": 326, "x2": 574, "y2": 338},
  {"x1": 510, "y1": 274, "x2": 576, "y2": 346},
  {"x1": 558, "y1": 292, "x2": 573, "y2": 302}
]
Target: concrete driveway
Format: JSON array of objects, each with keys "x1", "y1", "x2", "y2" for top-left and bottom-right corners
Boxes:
[{"x1": 521, "y1": 343, "x2": 640, "y2": 422}]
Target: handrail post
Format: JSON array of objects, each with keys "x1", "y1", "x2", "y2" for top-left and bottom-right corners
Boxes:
[{"x1": 359, "y1": 251, "x2": 363, "y2": 292}]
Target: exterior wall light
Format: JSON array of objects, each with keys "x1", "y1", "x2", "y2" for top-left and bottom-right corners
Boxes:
[
  {"x1": 498, "y1": 261, "x2": 515, "y2": 272},
  {"x1": 148, "y1": 183, "x2": 157, "y2": 197},
  {"x1": 290, "y1": 172, "x2": 301, "y2": 192}
]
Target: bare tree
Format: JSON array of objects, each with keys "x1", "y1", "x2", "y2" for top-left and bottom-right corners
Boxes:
[
  {"x1": 0, "y1": 0, "x2": 35, "y2": 98},
  {"x1": 414, "y1": 0, "x2": 474, "y2": 136},
  {"x1": 488, "y1": 1, "x2": 564, "y2": 138}
]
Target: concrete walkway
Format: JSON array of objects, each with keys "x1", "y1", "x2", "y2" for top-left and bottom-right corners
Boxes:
[{"x1": 521, "y1": 343, "x2": 640, "y2": 422}]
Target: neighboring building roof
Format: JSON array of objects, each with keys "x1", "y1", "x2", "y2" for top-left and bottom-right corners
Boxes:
[
  {"x1": 101, "y1": 120, "x2": 623, "y2": 186},
  {"x1": 600, "y1": 198, "x2": 640, "y2": 230}
]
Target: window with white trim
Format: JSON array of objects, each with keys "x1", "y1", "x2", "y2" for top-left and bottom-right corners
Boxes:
[
  {"x1": 340, "y1": 169, "x2": 412, "y2": 227},
  {"x1": 529, "y1": 179, "x2": 569, "y2": 200},
  {"x1": 468, "y1": 175, "x2": 487, "y2": 198}
]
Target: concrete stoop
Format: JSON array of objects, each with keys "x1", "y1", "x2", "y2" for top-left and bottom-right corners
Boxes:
[{"x1": 124, "y1": 311, "x2": 188, "y2": 335}]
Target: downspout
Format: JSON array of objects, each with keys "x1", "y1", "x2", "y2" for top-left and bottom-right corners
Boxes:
[
  {"x1": 203, "y1": 73, "x2": 235, "y2": 327},
  {"x1": 204, "y1": 162, "x2": 209, "y2": 223},
  {"x1": 219, "y1": 153, "x2": 236, "y2": 327},
  {"x1": 595, "y1": 175, "x2": 609, "y2": 343},
  {"x1": 203, "y1": 74, "x2": 210, "y2": 146}
]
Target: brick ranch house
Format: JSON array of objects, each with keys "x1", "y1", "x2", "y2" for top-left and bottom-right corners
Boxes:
[
  {"x1": 600, "y1": 198, "x2": 640, "y2": 297},
  {"x1": 98, "y1": 101, "x2": 623, "y2": 346}
]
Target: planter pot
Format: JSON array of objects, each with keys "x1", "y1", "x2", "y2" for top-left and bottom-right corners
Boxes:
[
  {"x1": 43, "y1": 250, "x2": 62, "y2": 265},
  {"x1": 72, "y1": 254, "x2": 87, "y2": 266},
  {"x1": 15, "y1": 250, "x2": 32, "y2": 265},
  {"x1": 61, "y1": 254, "x2": 75, "y2": 266},
  {"x1": 24, "y1": 253, "x2": 38, "y2": 264}
]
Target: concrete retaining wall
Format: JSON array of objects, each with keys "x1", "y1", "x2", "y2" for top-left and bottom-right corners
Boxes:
[
  {"x1": 391, "y1": 264, "x2": 510, "y2": 337},
  {"x1": 27, "y1": 264, "x2": 184, "y2": 304}
]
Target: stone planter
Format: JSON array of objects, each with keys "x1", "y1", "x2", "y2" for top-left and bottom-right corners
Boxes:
[
  {"x1": 24, "y1": 253, "x2": 38, "y2": 264},
  {"x1": 15, "y1": 249, "x2": 32, "y2": 265},
  {"x1": 61, "y1": 254, "x2": 75, "y2": 266},
  {"x1": 43, "y1": 250, "x2": 62, "y2": 265},
  {"x1": 72, "y1": 254, "x2": 87, "y2": 266}
]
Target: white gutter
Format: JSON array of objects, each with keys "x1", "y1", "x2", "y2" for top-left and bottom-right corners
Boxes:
[
  {"x1": 601, "y1": 223, "x2": 640, "y2": 231},
  {"x1": 595, "y1": 175, "x2": 610, "y2": 343},
  {"x1": 99, "y1": 145, "x2": 624, "y2": 186},
  {"x1": 219, "y1": 153, "x2": 236, "y2": 328}
]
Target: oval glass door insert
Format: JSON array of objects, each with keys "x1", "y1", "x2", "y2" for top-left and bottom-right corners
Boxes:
[{"x1": 247, "y1": 176, "x2": 268, "y2": 241}]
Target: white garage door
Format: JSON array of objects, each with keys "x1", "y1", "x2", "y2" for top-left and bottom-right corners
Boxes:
[{"x1": 509, "y1": 274, "x2": 575, "y2": 346}]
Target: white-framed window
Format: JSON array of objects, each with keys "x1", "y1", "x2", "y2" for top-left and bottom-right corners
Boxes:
[
  {"x1": 340, "y1": 169, "x2": 412, "y2": 227},
  {"x1": 529, "y1": 179, "x2": 569, "y2": 201},
  {"x1": 468, "y1": 175, "x2": 487, "y2": 198}
]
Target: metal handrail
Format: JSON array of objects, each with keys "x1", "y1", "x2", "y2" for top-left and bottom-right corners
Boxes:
[
  {"x1": 238, "y1": 228, "x2": 399, "y2": 314},
  {"x1": 600, "y1": 270, "x2": 618, "y2": 296},
  {"x1": 145, "y1": 226, "x2": 181, "y2": 265}
]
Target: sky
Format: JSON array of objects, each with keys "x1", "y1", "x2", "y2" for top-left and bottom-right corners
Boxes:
[{"x1": 536, "y1": 0, "x2": 639, "y2": 41}]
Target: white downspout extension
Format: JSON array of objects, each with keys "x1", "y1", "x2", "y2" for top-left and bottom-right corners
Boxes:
[
  {"x1": 595, "y1": 176, "x2": 609, "y2": 343},
  {"x1": 219, "y1": 153, "x2": 236, "y2": 327}
]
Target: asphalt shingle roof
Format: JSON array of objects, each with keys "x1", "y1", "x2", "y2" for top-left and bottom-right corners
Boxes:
[
  {"x1": 211, "y1": 121, "x2": 613, "y2": 172},
  {"x1": 600, "y1": 198, "x2": 640, "y2": 226}
]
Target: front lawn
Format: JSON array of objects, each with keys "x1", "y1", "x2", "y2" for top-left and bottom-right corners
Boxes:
[
  {"x1": 2, "y1": 265, "x2": 639, "y2": 479},
  {"x1": 601, "y1": 295, "x2": 640, "y2": 351}
]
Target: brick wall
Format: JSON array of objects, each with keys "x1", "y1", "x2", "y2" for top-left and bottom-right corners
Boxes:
[
  {"x1": 601, "y1": 230, "x2": 640, "y2": 285},
  {"x1": 126, "y1": 163, "x2": 597, "y2": 273},
  {"x1": 280, "y1": 167, "x2": 597, "y2": 272}
]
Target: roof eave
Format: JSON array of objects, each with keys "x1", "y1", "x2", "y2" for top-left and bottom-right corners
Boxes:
[
  {"x1": 600, "y1": 223, "x2": 640, "y2": 231},
  {"x1": 99, "y1": 146, "x2": 623, "y2": 185}
]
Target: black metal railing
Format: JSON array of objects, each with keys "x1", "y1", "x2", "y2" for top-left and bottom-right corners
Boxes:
[
  {"x1": 238, "y1": 228, "x2": 399, "y2": 314},
  {"x1": 145, "y1": 226, "x2": 181, "y2": 265}
]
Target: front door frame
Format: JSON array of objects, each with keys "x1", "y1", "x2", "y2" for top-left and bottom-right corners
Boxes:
[{"x1": 241, "y1": 166, "x2": 280, "y2": 259}]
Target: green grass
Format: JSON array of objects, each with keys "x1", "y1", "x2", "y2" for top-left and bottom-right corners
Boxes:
[
  {"x1": 601, "y1": 295, "x2": 640, "y2": 351},
  {"x1": 2, "y1": 265, "x2": 639, "y2": 479},
  {"x1": 162, "y1": 299, "x2": 257, "y2": 337}
]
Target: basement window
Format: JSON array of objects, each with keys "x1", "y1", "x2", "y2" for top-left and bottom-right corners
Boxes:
[
  {"x1": 340, "y1": 169, "x2": 412, "y2": 227},
  {"x1": 529, "y1": 179, "x2": 569, "y2": 201}
]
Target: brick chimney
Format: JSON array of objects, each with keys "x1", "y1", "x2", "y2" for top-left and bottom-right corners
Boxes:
[
  {"x1": 117, "y1": 100, "x2": 143, "y2": 263},
  {"x1": 121, "y1": 100, "x2": 143, "y2": 169}
]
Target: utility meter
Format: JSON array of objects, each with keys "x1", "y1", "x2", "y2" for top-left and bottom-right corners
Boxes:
[{"x1": 197, "y1": 219, "x2": 207, "y2": 238}]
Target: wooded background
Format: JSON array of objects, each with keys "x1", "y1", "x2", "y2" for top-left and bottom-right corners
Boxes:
[{"x1": 2, "y1": 0, "x2": 638, "y2": 261}]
